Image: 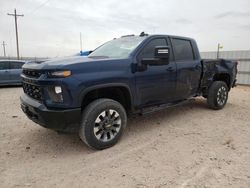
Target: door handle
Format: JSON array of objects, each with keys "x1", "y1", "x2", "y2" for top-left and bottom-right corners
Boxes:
[{"x1": 166, "y1": 67, "x2": 174, "y2": 72}]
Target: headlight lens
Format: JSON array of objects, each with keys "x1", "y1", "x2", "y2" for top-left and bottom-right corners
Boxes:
[{"x1": 48, "y1": 70, "x2": 71, "y2": 78}]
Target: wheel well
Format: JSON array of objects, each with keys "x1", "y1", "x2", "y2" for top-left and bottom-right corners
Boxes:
[
  {"x1": 213, "y1": 73, "x2": 231, "y2": 89},
  {"x1": 81, "y1": 86, "x2": 132, "y2": 113}
]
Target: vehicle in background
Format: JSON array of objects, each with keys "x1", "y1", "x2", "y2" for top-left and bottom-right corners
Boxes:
[
  {"x1": 0, "y1": 60, "x2": 26, "y2": 86},
  {"x1": 80, "y1": 50, "x2": 92, "y2": 56}
]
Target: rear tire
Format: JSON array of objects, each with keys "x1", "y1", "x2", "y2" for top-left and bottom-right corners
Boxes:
[
  {"x1": 207, "y1": 81, "x2": 229, "y2": 110},
  {"x1": 79, "y1": 98, "x2": 127, "y2": 150}
]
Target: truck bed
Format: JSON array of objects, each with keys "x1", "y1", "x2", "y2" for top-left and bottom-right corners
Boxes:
[{"x1": 200, "y1": 59, "x2": 237, "y2": 93}]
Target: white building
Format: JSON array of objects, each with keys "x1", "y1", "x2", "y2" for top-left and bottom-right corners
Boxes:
[{"x1": 200, "y1": 50, "x2": 250, "y2": 85}]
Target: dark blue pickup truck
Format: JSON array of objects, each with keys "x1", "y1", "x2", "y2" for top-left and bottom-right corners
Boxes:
[{"x1": 20, "y1": 33, "x2": 237, "y2": 149}]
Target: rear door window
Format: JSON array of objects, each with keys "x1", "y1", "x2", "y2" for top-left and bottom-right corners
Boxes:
[
  {"x1": 0, "y1": 62, "x2": 9, "y2": 70},
  {"x1": 172, "y1": 38, "x2": 194, "y2": 61},
  {"x1": 10, "y1": 61, "x2": 24, "y2": 69}
]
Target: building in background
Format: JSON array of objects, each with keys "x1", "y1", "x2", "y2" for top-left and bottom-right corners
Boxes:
[{"x1": 200, "y1": 50, "x2": 250, "y2": 85}]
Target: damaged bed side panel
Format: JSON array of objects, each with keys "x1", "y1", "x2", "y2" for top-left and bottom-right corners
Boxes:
[{"x1": 200, "y1": 59, "x2": 237, "y2": 95}]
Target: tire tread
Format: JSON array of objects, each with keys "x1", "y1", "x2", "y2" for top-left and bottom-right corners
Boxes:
[{"x1": 207, "y1": 81, "x2": 228, "y2": 110}]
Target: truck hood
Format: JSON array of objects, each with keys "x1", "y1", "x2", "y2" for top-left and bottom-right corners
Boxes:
[{"x1": 22, "y1": 56, "x2": 125, "y2": 70}]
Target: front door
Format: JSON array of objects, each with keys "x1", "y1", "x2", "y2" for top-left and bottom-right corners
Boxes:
[
  {"x1": 135, "y1": 38, "x2": 177, "y2": 107},
  {"x1": 9, "y1": 61, "x2": 24, "y2": 83}
]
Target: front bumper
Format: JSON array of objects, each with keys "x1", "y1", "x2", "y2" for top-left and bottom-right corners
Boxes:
[{"x1": 20, "y1": 94, "x2": 81, "y2": 132}]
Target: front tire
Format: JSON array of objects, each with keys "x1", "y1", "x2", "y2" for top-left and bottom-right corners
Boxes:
[
  {"x1": 207, "y1": 81, "x2": 229, "y2": 110},
  {"x1": 79, "y1": 99, "x2": 127, "y2": 150}
]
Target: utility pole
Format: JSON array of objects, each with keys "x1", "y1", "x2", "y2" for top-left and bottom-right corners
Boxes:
[
  {"x1": 2, "y1": 41, "x2": 7, "y2": 57},
  {"x1": 80, "y1": 32, "x2": 83, "y2": 53},
  {"x1": 7, "y1": 9, "x2": 24, "y2": 60},
  {"x1": 217, "y1": 43, "x2": 223, "y2": 59}
]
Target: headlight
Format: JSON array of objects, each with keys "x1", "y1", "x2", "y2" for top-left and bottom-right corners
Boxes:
[{"x1": 48, "y1": 70, "x2": 71, "y2": 78}]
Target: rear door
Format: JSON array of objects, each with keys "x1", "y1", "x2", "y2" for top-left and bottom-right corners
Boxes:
[
  {"x1": 0, "y1": 61, "x2": 10, "y2": 84},
  {"x1": 9, "y1": 61, "x2": 24, "y2": 83},
  {"x1": 171, "y1": 38, "x2": 201, "y2": 100}
]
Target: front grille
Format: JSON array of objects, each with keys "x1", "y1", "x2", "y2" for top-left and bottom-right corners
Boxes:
[
  {"x1": 23, "y1": 83, "x2": 42, "y2": 101},
  {"x1": 22, "y1": 69, "x2": 42, "y2": 78}
]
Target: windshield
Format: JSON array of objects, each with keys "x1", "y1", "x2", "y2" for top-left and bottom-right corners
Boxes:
[{"x1": 89, "y1": 37, "x2": 145, "y2": 58}]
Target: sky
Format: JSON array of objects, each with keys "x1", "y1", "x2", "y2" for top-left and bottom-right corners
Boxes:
[{"x1": 0, "y1": 0, "x2": 250, "y2": 57}]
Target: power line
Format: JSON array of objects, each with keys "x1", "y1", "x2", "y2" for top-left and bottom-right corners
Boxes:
[
  {"x1": 2, "y1": 41, "x2": 7, "y2": 57},
  {"x1": 28, "y1": 0, "x2": 52, "y2": 15},
  {"x1": 7, "y1": 9, "x2": 24, "y2": 60}
]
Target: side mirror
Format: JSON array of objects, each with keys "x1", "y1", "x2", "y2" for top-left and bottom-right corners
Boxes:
[{"x1": 141, "y1": 46, "x2": 170, "y2": 66}]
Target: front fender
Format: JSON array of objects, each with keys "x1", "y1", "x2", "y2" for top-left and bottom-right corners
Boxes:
[{"x1": 77, "y1": 83, "x2": 133, "y2": 108}]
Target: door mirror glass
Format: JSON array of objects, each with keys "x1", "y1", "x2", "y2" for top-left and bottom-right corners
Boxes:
[
  {"x1": 141, "y1": 46, "x2": 170, "y2": 66},
  {"x1": 154, "y1": 46, "x2": 170, "y2": 59}
]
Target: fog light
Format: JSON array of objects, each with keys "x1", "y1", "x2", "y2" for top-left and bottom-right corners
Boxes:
[
  {"x1": 47, "y1": 86, "x2": 63, "y2": 103},
  {"x1": 55, "y1": 86, "x2": 62, "y2": 94}
]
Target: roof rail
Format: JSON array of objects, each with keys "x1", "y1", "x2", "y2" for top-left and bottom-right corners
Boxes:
[{"x1": 121, "y1": 34, "x2": 135, "y2": 38}]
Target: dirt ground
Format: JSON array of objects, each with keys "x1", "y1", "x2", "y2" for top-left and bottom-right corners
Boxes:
[{"x1": 0, "y1": 86, "x2": 250, "y2": 188}]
